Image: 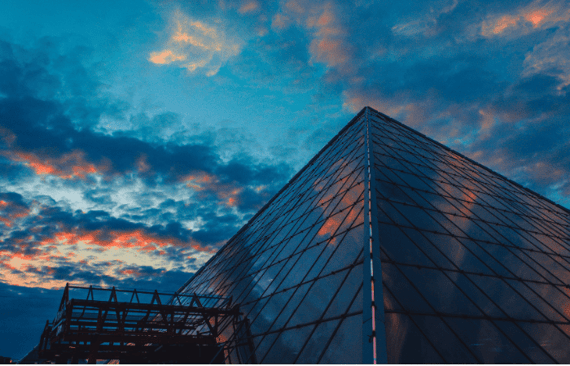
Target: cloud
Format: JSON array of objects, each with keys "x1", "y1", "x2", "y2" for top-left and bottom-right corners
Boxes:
[
  {"x1": 480, "y1": 0, "x2": 570, "y2": 37},
  {"x1": 239, "y1": 1, "x2": 260, "y2": 14},
  {"x1": 149, "y1": 9, "x2": 242, "y2": 76},
  {"x1": 0, "y1": 199, "x2": 217, "y2": 289},
  {"x1": 273, "y1": 1, "x2": 352, "y2": 71},
  {"x1": 0, "y1": 35, "x2": 293, "y2": 292},
  {"x1": 522, "y1": 25, "x2": 570, "y2": 89},
  {"x1": 148, "y1": 49, "x2": 187, "y2": 64}
]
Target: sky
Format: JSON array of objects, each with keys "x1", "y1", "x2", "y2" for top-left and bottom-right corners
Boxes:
[{"x1": 1, "y1": 0, "x2": 570, "y2": 360}]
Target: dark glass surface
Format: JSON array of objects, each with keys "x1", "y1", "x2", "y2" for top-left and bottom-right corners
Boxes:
[
  {"x1": 178, "y1": 113, "x2": 368, "y2": 363},
  {"x1": 371, "y1": 109, "x2": 570, "y2": 363},
  {"x1": 175, "y1": 108, "x2": 570, "y2": 363},
  {"x1": 320, "y1": 315, "x2": 363, "y2": 364}
]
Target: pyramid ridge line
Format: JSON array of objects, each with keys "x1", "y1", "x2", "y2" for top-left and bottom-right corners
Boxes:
[{"x1": 364, "y1": 106, "x2": 570, "y2": 217}]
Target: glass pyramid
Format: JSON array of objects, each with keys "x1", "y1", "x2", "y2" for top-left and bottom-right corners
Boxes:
[{"x1": 178, "y1": 107, "x2": 570, "y2": 363}]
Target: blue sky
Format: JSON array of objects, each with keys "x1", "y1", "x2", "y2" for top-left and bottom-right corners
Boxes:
[{"x1": 1, "y1": 0, "x2": 570, "y2": 360}]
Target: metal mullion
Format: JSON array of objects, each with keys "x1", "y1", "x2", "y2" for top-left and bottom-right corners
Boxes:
[
  {"x1": 374, "y1": 188, "x2": 564, "y2": 338},
  {"x1": 239, "y1": 117, "x2": 369, "y2": 362},
  {"x1": 374, "y1": 211, "x2": 570, "y2": 263},
  {"x1": 378, "y1": 278, "x2": 448, "y2": 362},
  {"x1": 238, "y1": 259, "x2": 363, "y2": 310},
  {"x1": 390, "y1": 261, "x2": 531, "y2": 363},
  {"x1": 422, "y1": 171, "x2": 570, "y2": 279},
  {"x1": 383, "y1": 308, "x2": 570, "y2": 326},
  {"x1": 229, "y1": 207, "x2": 362, "y2": 334},
  {"x1": 440, "y1": 158, "x2": 558, "y2": 224},
  {"x1": 254, "y1": 201, "x2": 366, "y2": 362},
  {"x1": 245, "y1": 201, "x2": 364, "y2": 353},
  {"x1": 374, "y1": 198, "x2": 546, "y2": 327},
  {"x1": 178, "y1": 122, "x2": 359, "y2": 295},
  {"x1": 385, "y1": 255, "x2": 570, "y2": 325},
  {"x1": 381, "y1": 151, "x2": 565, "y2": 256},
  {"x1": 249, "y1": 309, "x2": 363, "y2": 341},
  {"x1": 291, "y1": 252, "x2": 365, "y2": 363},
  {"x1": 315, "y1": 281, "x2": 366, "y2": 363},
  {"x1": 437, "y1": 159, "x2": 569, "y2": 240},
  {"x1": 206, "y1": 178, "x2": 312, "y2": 295},
  {"x1": 369, "y1": 109, "x2": 566, "y2": 221},
  {"x1": 231, "y1": 173, "x2": 365, "y2": 312}
]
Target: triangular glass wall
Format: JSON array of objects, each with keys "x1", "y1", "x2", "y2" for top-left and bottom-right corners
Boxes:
[
  {"x1": 178, "y1": 107, "x2": 570, "y2": 364},
  {"x1": 179, "y1": 110, "x2": 370, "y2": 363},
  {"x1": 369, "y1": 108, "x2": 570, "y2": 363}
]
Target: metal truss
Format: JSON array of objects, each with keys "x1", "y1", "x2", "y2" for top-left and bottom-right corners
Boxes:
[{"x1": 38, "y1": 283, "x2": 242, "y2": 363}]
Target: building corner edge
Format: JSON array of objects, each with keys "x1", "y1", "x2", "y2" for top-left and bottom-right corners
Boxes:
[{"x1": 362, "y1": 106, "x2": 388, "y2": 364}]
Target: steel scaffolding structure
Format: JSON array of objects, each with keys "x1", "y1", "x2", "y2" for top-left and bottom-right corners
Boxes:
[{"x1": 38, "y1": 283, "x2": 242, "y2": 363}]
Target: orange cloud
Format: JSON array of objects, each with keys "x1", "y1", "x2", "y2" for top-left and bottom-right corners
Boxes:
[
  {"x1": 183, "y1": 172, "x2": 215, "y2": 190},
  {"x1": 0, "y1": 199, "x2": 30, "y2": 228},
  {"x1": 273, "y1": 2, "x2": 351, "y2": 71},
  {"x1": 491, "y1": 15, "x2": 518, "y2": 34},
  {"x1": 148, "y1": 49, "x2": 187, "y2": 64},
  {"x1": 183, "y1": 172, "x2": 243, "y2": 207},
  {"x1": 149, "y1": 9, "x2": 241, "y2": 76},
  {"x1": 524, "y1": 8, "x2": 553, "y2": 27},
  {"x1": 309, "y1": 38, "x2": 348, "y2": 68},
  {"x1": 271, "y1": 13, "x2": 290, "y2": 30},
  {"x1": 0, "y1": 223, "x2": 216, "y2": 289},
  {"x1": 4, "y1": 149, "x2": 101, "y2": 180},
  {"x1": 0, "y1": 216, "x2": 12, "y2": 227},
  {"x1": 481, "y1": 2, "x2": 567, "y2": 37}
]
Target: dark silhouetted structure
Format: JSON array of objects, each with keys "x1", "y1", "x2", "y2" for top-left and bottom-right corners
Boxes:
[
  {"x1": 37, "y1": 284, "x2": 241, "y2": 363},
  {"x1": 177, "y1": 107, "x2": 570, "y2": 363}
]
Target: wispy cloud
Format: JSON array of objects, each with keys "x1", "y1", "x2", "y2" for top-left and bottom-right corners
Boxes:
[
  {"x1": 149, "y1": 9, "x2": 242, "y2": 76},
  {"x1": 480, "y1": 0, "x2": 570, "y2": 37}
]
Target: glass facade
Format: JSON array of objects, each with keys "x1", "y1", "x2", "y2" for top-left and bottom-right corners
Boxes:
[
  {"x1": 178, "y1": 107, "x2": 570, "y2": 363},
  {"x1": 179, "y1": 110, "x2": 368, "y2": 363},
  {"x1": 370, "y1": 109, "x2": 570, "y2": 363}
]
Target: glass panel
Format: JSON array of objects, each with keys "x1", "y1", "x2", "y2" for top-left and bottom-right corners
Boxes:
[
  {"x1": 269, "y1": 282, "x2": 311, "y2": 331},
  {"x1": 493, "y1": 320, "x2": 555, "y2": 363},
  {"x1": 467, "y1": 274, "x2": 548, "y2": 321},
  {"x1": 296, "y1": 319, "x2": 341, "y2": 363},
  {"x1": 401, "y1": 266, "x2": 483, "y2": 316},
  {"x1": 325, "y1": 266, "x2": 363, "y2": 318},
  {"x1": 383, "y1": 313, "x2": 445, "y2": 363},
  {"x1": 444, "y1": 318, "x2": 531, "y2": 363},
  {"x1": 518, "y1": 322, "x2": 570, "y2": 362},
  {"x1": 410, "y1": 315, "x2": 479, "y2": 363},
  {"x1": 262, "y1": 326, "x2": 316, "y2": 364},
  {"x1": 320, "y1": 315, "x2": 363, "y2": 364},
  {"x1": 381, "y1": 263, "x2": 435, "y2": 314},
  {"x1": 287, "y1": 275, "x2": 344, "y2": 327}
]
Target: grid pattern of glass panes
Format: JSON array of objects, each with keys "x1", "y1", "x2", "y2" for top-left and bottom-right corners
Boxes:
[
  {"x1": 369, "y1": 108, "x2": 570, "y2": 363},
  {"x1": 179, "y1": 113, "x2": 368, "y2": 364}
]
